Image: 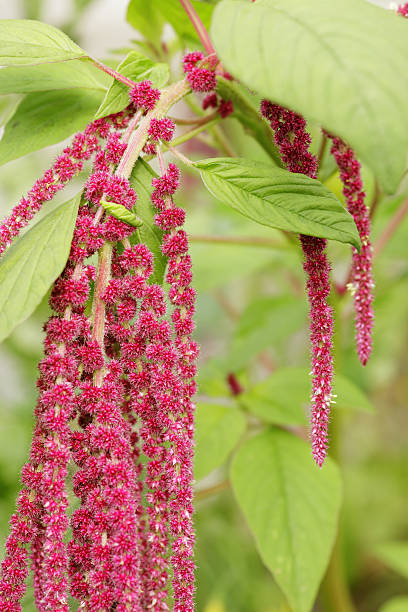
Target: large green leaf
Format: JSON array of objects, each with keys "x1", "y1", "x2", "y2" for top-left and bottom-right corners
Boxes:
[
  {"x1": 231, "y1": 428, "x2": 342, "y2": 612},
  {"x1": 229, "y1": 296, "x2": 307, "y2": 370},
  {"x1": 375, "y1": 541, "x2": 408, "y2": 578},
  {"x1": 0, "y1": 195, "x2": 80, "y2": 342},
  {"x1": 195, "y1": 402, "x2": 246, "y2": 480},
  {"x1": 0, "y1": 89, "x2": 104, "y2": 166},
  {"x1": 239, "y1": 367, "x2": 374, "y2": 427},
  {"x1": 216, "y1": 76, "x2": 282, "y2": 166},
  {"x1": 211, "y1": 0, "x2": 408, "y2": 193},
  {"x1": 129, "y1": 159, "x2": 166, "y2": 285},
  {"x1": 95, "y1": 51, "x2": 169, "y2": 119},
  {"x1": 194, "y1": 158, "x2": 360, "y2": 248},
  {"x1": 0, "y1": 19, "x2": 87, "y2": 66},
  {"x1": 0, "y1": 60, "x2": 108, "y2": 94}
]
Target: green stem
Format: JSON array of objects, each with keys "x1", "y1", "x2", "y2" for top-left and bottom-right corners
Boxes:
[
  {"x1": 210, "y1": 124, "x2": 236, "y2": 157},
  {"x1": 169, "y1": 117, "x2": 221, "y2": 148}
]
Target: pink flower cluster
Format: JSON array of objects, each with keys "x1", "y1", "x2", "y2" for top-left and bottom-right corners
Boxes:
[
  {"x1": 183, "y1": 52, "x2": 217, "y2": 92},
  {"x1": 330, "y1": 137, "x2": 374, "y2": 365},
  {"x1": 0, "y1": 85, "x2": 198, "y2": 608},
  {"x1": 151, "y1": 159, "x2": 197, "y2": 610},
  {"x1": 397, "y1": 2, "x2": 408, "y2": 16},
  {"x1": 261, "y1": 100, "x2": 334, "y2": 467}
]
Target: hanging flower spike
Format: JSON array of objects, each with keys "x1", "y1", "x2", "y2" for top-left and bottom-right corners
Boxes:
[
  {"x1": 261, "y1": 100, "x2": 334, "y2": 468},
  {"x1": 0, "y1": 118, "x2": 110, "y2": 257},
  {"x1": 0, "y1": 196, "x2": 100, "y2": 610},
  {"x1": 329, "y1": 137, "x2": 374, "y2": 365},
  {"x1": 152, "y1": 154, "x2": 198, "y2": 610}
]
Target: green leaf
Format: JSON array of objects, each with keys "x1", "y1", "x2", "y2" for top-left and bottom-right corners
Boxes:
[
  {"x1": 0, "y1": 60, "x2": 109, "y2": 94},
  {"x1": 216, "y1": 76, "x2": 282, "y2": 167},
  {"x1": 129, "y1": 159, "x2": 166, "y2": 285},
  {"x1": 211, "y1": 0, "x2": 408, "y2": 193},
  {"x1": 0, "y1": 89, "x2": 104, "y2": 166},
  {"x1": 375, "y1": 541, "x2": 408, "y2": 578},
  {"x1": 126, "y1": 0, "x2": 165, "y2": 45},
  {"x1": 95, "y1": 51, "x2": 169, "y2": 119},
  {"x1": 156, "y1": 0, "x2": 214, "y2": 44},
  {"x1": 0, "y1": 19, "x2": 87, "y2": 66},
  {"x1": 0, "y1": 194, "x2": 80, "y2": 342},
  {"x1": 100, "y1": 201, "x2": 143, "y2": 228},
  {"x1": 127, "y1": 0, "x2": 214, "y2": 46},
  {"x1": 379, "y1": 597, "x2": 408, "y2": 612},
  {"x1": 229, "y1": 296, "x2": 307, "y2": 370},
  {"x1": 230, "y1": 428, "x2": 342, "y2": 612},
  {"x1": 239, "y1": 367, "x2": 374, "y2": 427},
  {"x1": 194, "y1": 158, "x2": 360, "y2": 249},
  {"x1": 195, "y1": 402, "x2": 246, "y2": 480}
]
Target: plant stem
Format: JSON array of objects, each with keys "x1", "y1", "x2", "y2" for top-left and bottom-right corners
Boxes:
[
  {"x1": 169, "y1": 117, "x2": 221, "y2": 148},
  {"x1": 91, "y1": 57, "x2": 137, "y2": 88},
  {"x1": 92, "y1": 241, "x2": 112, "y2": 387},
  {"x1": 178, "y1": 0, "x2": 217, "y2": 56},
  {"x1": 373, "y1": 195, "x2": 408, "y2": 258},
  {"x1": 210, "y1": 124, "x2": 236, "y2": 157},
  {"x1": 189, "y1": 234, "x2": 288, "y2": 249},
  {"x1": 195, "y1": 480, "x2": 229, "y2": 501}
]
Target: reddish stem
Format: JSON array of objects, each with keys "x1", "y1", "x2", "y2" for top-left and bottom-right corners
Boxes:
[
  {"x1": 178, "y1": 0, "x2": 217, "y2": 56},
  {"x1": 92, "y1": 58, "x2": 137, "y2": 88},
  {"x1": 373, "y1": 195, "x2": 408, "y2": 258}
]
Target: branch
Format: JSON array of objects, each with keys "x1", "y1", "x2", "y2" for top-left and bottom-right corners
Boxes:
[
  {"x1": 373, "y1": 195, "x2": 408, "y2": 259},
  {"x1": 178, "y1": 0, "x2": 217, "y2": 56}
]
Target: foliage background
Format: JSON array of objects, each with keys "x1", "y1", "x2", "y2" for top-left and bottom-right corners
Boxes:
[{"x1": 0, "y1": 0, "x2": 408, "y2": 611}]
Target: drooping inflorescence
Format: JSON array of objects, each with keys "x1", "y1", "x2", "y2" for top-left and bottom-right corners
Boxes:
[
  {"x1": 261, "y1": 101, "x2": 334, "y2": 467},
  {"x1": 329, "y1": 137, "x2": 374, "y2": 365},
  {"x1": 0, "y1": 55, "x2": 201, "y2": 611}
]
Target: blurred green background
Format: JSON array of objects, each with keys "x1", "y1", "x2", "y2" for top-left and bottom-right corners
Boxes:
[{"x1": 1, "y1": 1, "x2": 408, "y2": 611}]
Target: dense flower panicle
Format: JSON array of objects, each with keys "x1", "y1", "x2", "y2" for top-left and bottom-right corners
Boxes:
[
  {"x1": 151, "y1": 156, "x2": 198, "y2": 610},
  {"x1": 70, "y1": 369, "x2": 142, "y2": 611},
  {"x1": 261, "y1": 100, "x2": 334, "y2": 467},
  {"x1": 0, "y1": 118, "x2": 140, "y2": 609},
  {"x1": 0, "y1": 82, "x2": 198, "y2": 609},
  {"x1": 330, "y1": 137, "x2": 374, "y2": 365},
  {"x1": 101, "y1": 242, "x2": 172, "y2": 610},
  {"x1": 0, "y1": 195, "x2": 101, "y2": 609},
  {"x1": 0, "y1": 117, "x2": 112, "y2": 257}
]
